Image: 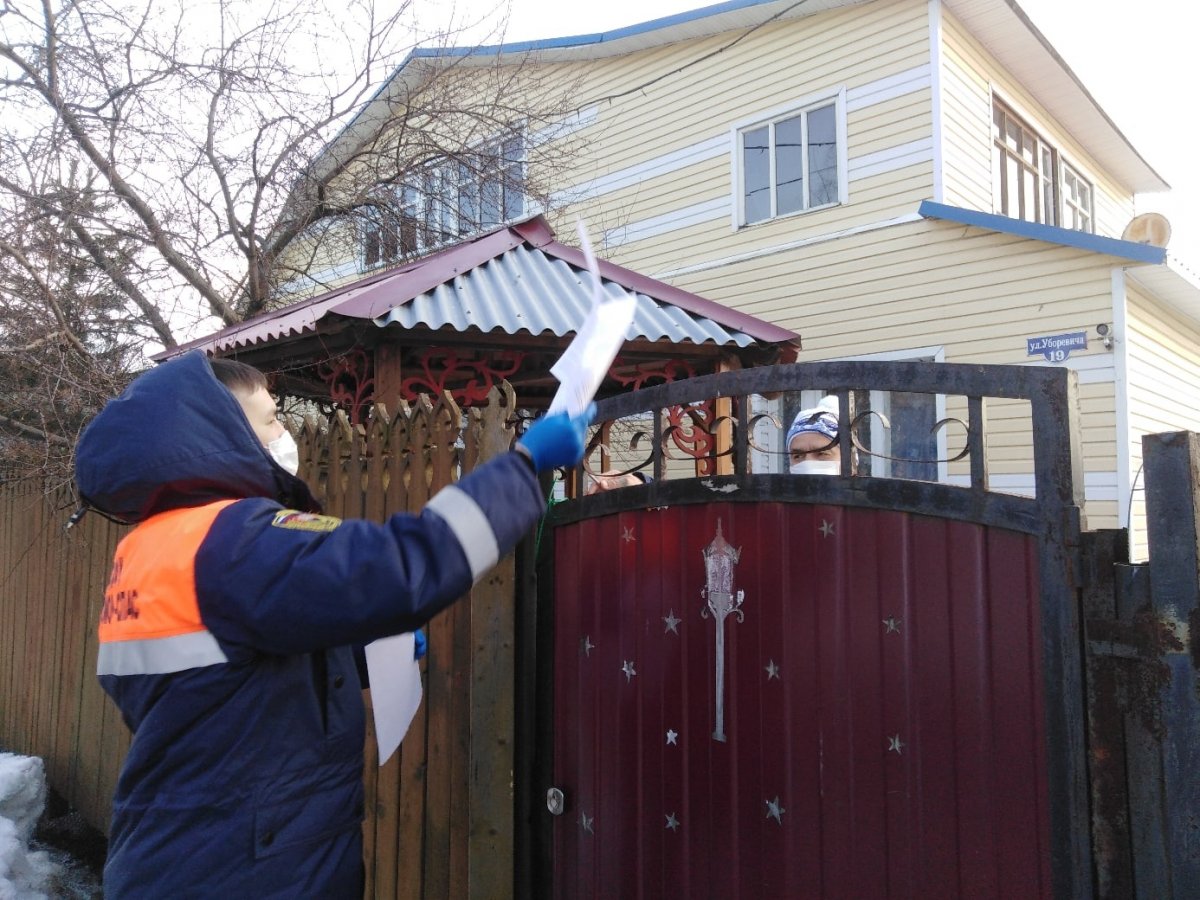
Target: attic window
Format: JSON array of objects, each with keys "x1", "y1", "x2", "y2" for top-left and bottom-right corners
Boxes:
[
  {"x1": 363, "y1": 133, "x2": 525, "y2": 268},
  {"x1": 735, "y1": 94, "x2": 845, "y2": 226},
  {"x1": 992, "y1": 98, "x2": 1093, "y2": 233}
]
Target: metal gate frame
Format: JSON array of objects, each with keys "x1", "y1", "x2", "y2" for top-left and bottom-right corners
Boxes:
[{"x1": 519, "y1": 361, "x2": 1091, "y2": 899}]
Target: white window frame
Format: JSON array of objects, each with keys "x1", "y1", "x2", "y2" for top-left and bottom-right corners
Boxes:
[
  {"x1": 361, "y1": 131, "x2": 526, "y2": 269},
  {"x1": 729, "y1": 88, "x2": 848, "y2": 229},
  {"x1": 1060, "y1": 158, "x2": 1094, "y2": 233},
  {"x1": 990, "y1": 90, "x2": 1095, "y2": 234}
]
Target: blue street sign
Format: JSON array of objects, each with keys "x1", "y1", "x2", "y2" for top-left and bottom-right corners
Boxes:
[{"x1": 1026, "y1": 331, "x2": 1088, "y2": 363}]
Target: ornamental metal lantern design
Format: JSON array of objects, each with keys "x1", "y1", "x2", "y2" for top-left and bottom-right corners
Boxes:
[{"x1": 700, "y1": 519, "x2": 744, "y2": 742}]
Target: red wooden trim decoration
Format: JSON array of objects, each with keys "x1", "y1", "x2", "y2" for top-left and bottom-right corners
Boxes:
[
  {"x1": 665, "y1": 400, "x2": 717, "y2": 475},
  {"x1": 400, "y1": 347, "x2": 526, "y2": 407},
  {"x1": 607, "y1": 358, "x2": 696, "y2": 391},
  {"x1": 318, "y1": 348, "x2": 376, "y2": 425}
]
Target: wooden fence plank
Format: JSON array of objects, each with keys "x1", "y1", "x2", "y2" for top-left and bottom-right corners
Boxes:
[
  {"x1": 413, "y1": 400, "x2": 450, "y2": 900},
  {"x1": 428, "y1": 395, "x2": 472, "y2": 900},
  {"x1": 467, "y1": 557, "x2": 517, "y2": 899},
  {"x1": 0, "y1": 483, "x2": 18, "y2": 747},
  {"x1": 467, "y1": 391, "x2": 519, "y2": 899},
  {"x1": 62, "y1": 520, "x2": 99, "y2": 814},
  {"x1": 71, "y1": 520, "x2": 111, "y2": 826},
  {"x1": 38, "y1": 493, "x2": 68, "y2": 786},
  {"x1": 53, "y1": 521, "x2": 89, "y2": 800},
  {"x1": 38, "y1": 493, "x2": 65, "y2": 776},
  {"x1": 0, "y1": 483, "x2": 15, "y2": 744},
  {"x1": 359, "y1": 408, "x2": 395, "y2": 900},
  {"x1": 56, "y1": 502, "x2": 85, "y2": 790},
  {"x1": 389, "y1": 407, "x2": 426, "y2": 900},
  {"x1": 28, "y1": 492, "x2": 51, "y2": 759},
  {"x1": 11, "y1": 488, "x2": 34, "y2": 754},
  {"x1": 362, "y1": 694, "x2": 380, "y2": 899}
]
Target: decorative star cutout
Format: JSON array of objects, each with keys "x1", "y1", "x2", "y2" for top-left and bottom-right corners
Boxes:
[
  {"x1": 621, "y1": 526, "x2": 636, "y2": 543},
  {"x1": 888, "y1": 734, "x2": 905, "y2": 754},
  {"x1": 765, "y1": 796, "x2": 786, "y2": 825},
  {"x1": 665, "y1": 812, "x2": 680, "y2": 832},
  {"x1": 579, "y1": 812, "x2": 594, "y2": 834},
  {"x1": 883, "y1": 617, "x2": 902, "y2": 634},
  {"x1": 666, "y1": 729, "x2": 678, "y2": 745},
  {"x1": 819, "y1": 519, "x2": 835, "y2": 538},
  {"x1": 764, "y1": 659, "x2": 780, "y2": 680},
  {"x1": 621, "y1": 660, "x2": 637, "y2": 682},
  {"x1": 663, "y1": 610, "x2": 681, "y2": 634},
  {"x1": 581, "y1": 636, "x2": 595, "y2": 656}
]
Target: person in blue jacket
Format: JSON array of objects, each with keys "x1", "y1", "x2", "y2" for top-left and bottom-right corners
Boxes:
[{"x1": 74, "y1": 350, "x2": 591, "y2": 898}]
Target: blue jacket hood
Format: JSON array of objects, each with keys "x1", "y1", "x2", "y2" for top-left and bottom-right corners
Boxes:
[{"x1": 75, "y1": 351, "x2": 315, "y2": 522}]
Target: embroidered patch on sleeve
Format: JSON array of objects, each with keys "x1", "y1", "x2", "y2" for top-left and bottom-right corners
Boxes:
[{"x1": 270, "y1": 510, "x2": 342, "y2": 532}]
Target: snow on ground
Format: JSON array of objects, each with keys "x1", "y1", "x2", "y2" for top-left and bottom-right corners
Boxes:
[{"x1": 0, "y1": 753, "x2": 102, "y2": 900}]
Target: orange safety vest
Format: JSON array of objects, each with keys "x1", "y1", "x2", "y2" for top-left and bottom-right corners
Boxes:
[{"x1": 97, "y1": 500, "x2": 238, "y2": 676}]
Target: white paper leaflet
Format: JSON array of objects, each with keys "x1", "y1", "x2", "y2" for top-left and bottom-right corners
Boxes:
[
  {"x1": 364, "y1": 633, "x2": 423, "y2": 766},
  {"x1": 547, "y1": 220, "x2": 636, "y2": 417}
]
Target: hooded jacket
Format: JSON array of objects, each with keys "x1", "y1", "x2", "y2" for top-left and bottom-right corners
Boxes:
[{"x1": 75, "y1": 351, "x2": 545, "y2": 898}]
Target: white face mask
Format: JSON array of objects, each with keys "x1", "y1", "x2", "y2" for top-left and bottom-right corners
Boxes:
[
  {"x1": 266, "y1": 430, "x2": 300, "y2": 476},
  {"x1": 790, "y1": 459, "x2": 841, "y2": 476}
]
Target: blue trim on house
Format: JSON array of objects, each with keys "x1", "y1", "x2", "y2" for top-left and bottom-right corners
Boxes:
[
  {"x1": 411, "y1": 0, "x2": 781, "y2": 57},
  {"x1": 315, "y1": 0, "x2": 783, "y2": 167},
  {"x1": 918, "y1": 200, "x2": 1166, "y2": 264}
]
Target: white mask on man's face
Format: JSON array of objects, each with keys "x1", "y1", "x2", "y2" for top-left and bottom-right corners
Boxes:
[
  {"x1": 267, "y1": 430, "x2": 300, "y2": 476},
  {"x1": 789, "y1": 459, "x2": 840, "y2": 476}
]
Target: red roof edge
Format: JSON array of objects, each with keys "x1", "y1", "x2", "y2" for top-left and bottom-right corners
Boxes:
[
  {"x1": 535, "y1": 232, "x2": 800, "y2": 345},
  {"x1": 153, "y1": 213, "x2": 799, "y2": 361},
  {"x1": 511, "y1": 215, "x2": 558, "y2": 248},
  {"x1": 150, "y1": 252, "x2": 420, "y2": 361}
]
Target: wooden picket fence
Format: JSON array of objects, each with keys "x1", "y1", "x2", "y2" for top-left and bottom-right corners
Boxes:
[
  {"x1": 0, "y1": 386, "x2": 527, "y2": 899},
  {"x1": 0, "y1": 477, "x2": 128, "y2": 835}
]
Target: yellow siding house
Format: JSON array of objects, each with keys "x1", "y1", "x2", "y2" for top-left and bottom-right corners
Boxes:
[{"x1": 286, "y1": 0, "x2": 1200, "y2": 555}]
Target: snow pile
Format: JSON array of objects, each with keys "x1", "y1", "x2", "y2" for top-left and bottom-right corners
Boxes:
[{"x1": 0, "y1": 753, "x2": 59, "y2": 900}]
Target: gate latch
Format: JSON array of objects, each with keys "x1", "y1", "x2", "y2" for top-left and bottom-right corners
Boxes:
[{"x1": 546, "y1": 787, "x2": 566, "y2": 816}]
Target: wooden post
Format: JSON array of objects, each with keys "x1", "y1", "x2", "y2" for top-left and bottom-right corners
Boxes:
[
  {"x1": 468, "y1": 386, "x2": 520, "y2": 899},
  {"x1": 373, "y1": 342, "x2": 404, "y2": 413},
  {"x1": 711, "y1": 355, "x2": 740, "y2": 476},
  {"x1": 1141, "y1": 430, "x2": 1200, "y2": 893},
  {"x1": 1029, "y1": 368, "x2": 1093, "y2": 899}
]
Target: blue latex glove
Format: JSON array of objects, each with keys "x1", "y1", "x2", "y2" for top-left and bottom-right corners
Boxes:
[
  {"x1": 517, "y1": 403, "x2": 596, "y2": 472},
  {"x1": 414, "y1": 630, "x2": 427, "y2": 660}
]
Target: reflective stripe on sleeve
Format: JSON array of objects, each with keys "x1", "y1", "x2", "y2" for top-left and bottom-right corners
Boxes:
[
  {"x1": 97, "y1": 630, "x2": 229, "y2": 676},
  {"x1": 425, "y1": 485, "x2": 500, "y2": 581}
]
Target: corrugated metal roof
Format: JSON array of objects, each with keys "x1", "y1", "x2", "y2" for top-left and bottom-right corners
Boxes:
[
  {"x1": 155, "y1": 216, "x2": 797, "y2": 360},
  {"x1": 374, "y1": 244, "x2": 755, "y2": 347}
]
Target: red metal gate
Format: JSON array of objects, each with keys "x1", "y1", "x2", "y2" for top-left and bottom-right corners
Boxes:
[
  {"x1": 526, "y1": 361, "x2": 1092, "y2": 898},
  {"x1": 549, "y1": 502, "x2": 1052, "y2": 899}
]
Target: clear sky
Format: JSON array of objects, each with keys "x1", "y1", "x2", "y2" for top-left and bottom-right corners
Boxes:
[{"x1": 436, "y1": 0, "x2": 1198, "y2": 267}]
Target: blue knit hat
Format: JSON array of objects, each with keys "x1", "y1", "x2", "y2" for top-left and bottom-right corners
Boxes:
[{"x1": 786, "y1": 395, "x2": 839, "y2": 448}]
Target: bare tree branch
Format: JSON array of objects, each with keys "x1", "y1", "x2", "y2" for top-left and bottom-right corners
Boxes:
[
  {"x1": 0, "y1": 0, "x2": 584, "y2": 477},
  {"x1": 0, "y1": 237, "x2": 90, "y2": 357},
  {"x1": 0, "y1": 413, "x2": 72, "y2": 446}
]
